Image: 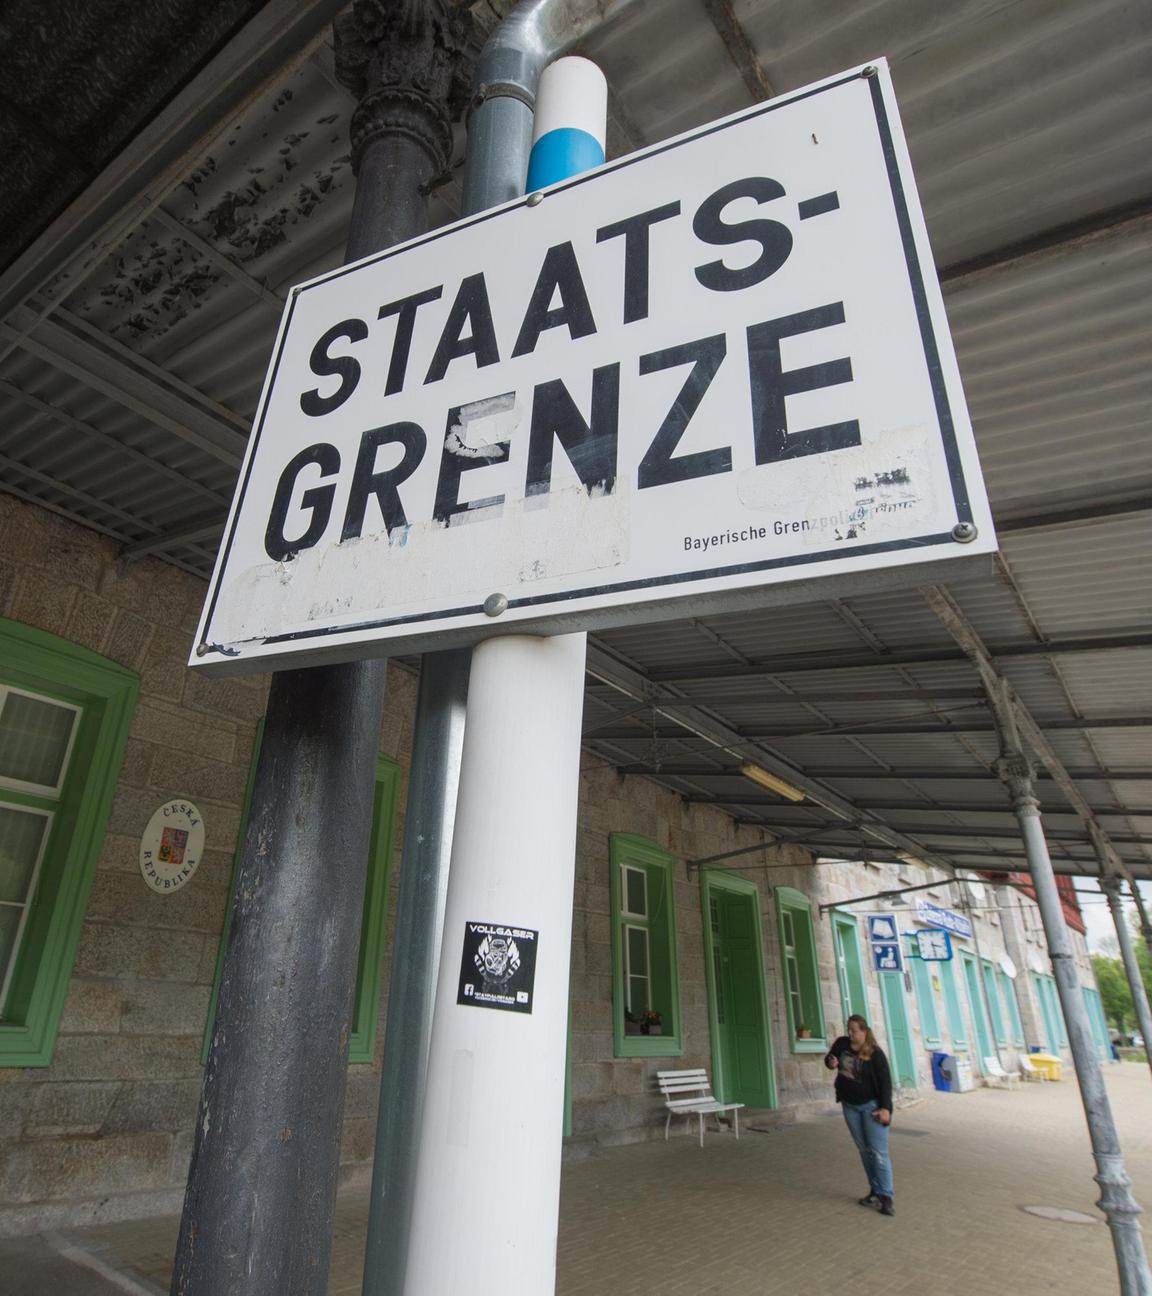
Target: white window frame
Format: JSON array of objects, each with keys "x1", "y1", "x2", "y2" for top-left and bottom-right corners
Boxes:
[
  {"x1": 0, "y1": 685, "x2": 82, "y2": 798},
  {"x1": 622, "y1": 921, "x2": 651, "y2": 1015},
  {"x1": 0, "y1": 804, "x2": 54, "y2": 1015},
  {"x1": 620, "y1": 863, "x2": 648, "y2": 920}
]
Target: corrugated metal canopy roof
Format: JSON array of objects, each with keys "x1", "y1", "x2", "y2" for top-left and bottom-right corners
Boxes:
[{"x1": 1, "y1": 0, "x2": 1149, "y2": 882}]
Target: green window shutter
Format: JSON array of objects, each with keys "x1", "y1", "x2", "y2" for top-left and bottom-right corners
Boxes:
[
  {"x1": 775, "y1": 886, "x2": 826, "y2": 1052},
  {"x1": 982, "y1": 959, "x2": 1007, "y2": 1044},
  {"x1": 0, "y1": 618, "x2": 138, "y2": 1067},
  {"x1": 609, "y1": 834, "x2": 681, "y2": 1058},
  {"x1": 940, "y1": 956, "x2": 967, "y2": 1047},
  {"x1": 203, "y1": 740, "x2": 401, "y2": 1066},
  {"x1": 910, "y1": 950, "x2": 942, "y2": 1046},
  {"x1": 1000, "y1": 970, "x2": 1025, "y2": 1045},
  {"x1": 832, "y1": 913, "x2": 867, "y2": 1022}
]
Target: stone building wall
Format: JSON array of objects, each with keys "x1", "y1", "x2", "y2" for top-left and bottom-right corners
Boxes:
[
  {"x1": 0, "y1": 493, "x2": 1107, "y2": 1235},
  {"x1": 0, "y1": 495, "x2": 416, "y2": 1234}
]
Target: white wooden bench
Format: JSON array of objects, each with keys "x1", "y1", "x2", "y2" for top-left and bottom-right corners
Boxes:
[
  {"x1": 657, "y1": 1069, "x2": 744, "y2": 1147},
  {"x1": 982, "y1": 1056, "x2": 1022, "y2": 1089}
]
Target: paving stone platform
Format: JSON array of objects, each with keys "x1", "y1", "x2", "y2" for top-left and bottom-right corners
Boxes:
[{"x1": 9, "y1": 1061, "x2": 1151, "y2": 1295}]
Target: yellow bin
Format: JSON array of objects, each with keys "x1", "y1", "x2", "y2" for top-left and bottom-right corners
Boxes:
[{"x1": 1030, "y1": 1052, "x2": 1062, "y2": 1081}]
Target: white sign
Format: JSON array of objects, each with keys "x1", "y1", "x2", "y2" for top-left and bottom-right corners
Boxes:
[
  {"x1": 139, "y1": 800, "x2": 204, "y2": 893},
  {"x1": 915, "y1": 898, "x2": 972, "y2": 939},
  {"x1": 193, "y1": 59, "x2": 994, "y2": 674}
]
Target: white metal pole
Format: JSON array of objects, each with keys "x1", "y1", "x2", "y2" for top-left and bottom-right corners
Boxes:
[
  {"x1": 403, "y1": 57, "x2": 606, "y2": 1296},
  {"x1": 402, "y1": 634, "x2": 587, "y2": 1293}
]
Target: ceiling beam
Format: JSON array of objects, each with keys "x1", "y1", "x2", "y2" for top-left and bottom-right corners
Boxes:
[
  {"x1": 678, "y1": 794, "x2": 1148, "y2": 817},
  {"x1": 608, "y1": 764, "x2": 1152, "y2": 782},
  {"x1": 148, "y1": 207, "x2": 286, "y2": 312},
  {"x1": 699, "y1": 0, "x2": 776, "y2": 102},
  {"x1": 121, "y1": 517, "x2": 225, "y2": 560},
  {"x1": 0, "y1": 309, "x2": 246, "y2": 467},
  {"x1": 594, "y1": 687, "x2": 988, "y2": 705},
  {"x1": 0, "y1": 377, "x2": 228, "y2": 509},
  {"x1": 586, "y1": 715, "x2": 1147, "y2": 741},
  {"x1": 938, "y1": 199, "x2": 1152, "y2": 289},
  {"x1": 647, "y1": 632, "x2": 1151, "y2": 684},
  {"x1": 0, "y1": 480, "x2": 206, "y2": 581},
  {"x1": 585, "y1": 641, "x2": 960, "y2": 871},
  {"x1": 995, "y1": 495, "x2": 1150, "y2": 534},
  {"x1": 924, "y1": 585, "x2": 1134, "y2": 880}
]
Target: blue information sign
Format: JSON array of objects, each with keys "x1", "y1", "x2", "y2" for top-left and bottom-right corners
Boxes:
[
  {"x1": 872, "y1": 942, "x2": 903, "y2": 971},
  {"x1": 867, "y1": 915, "x2": 900, "y2": 943}
]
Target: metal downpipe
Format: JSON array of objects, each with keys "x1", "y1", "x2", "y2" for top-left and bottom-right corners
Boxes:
[{"x1": 461, "y1": 0, "x2": 640, "y2": 217}]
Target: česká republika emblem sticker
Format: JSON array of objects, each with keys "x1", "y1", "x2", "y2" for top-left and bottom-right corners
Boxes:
[{"x1": 457, "y1": 921, "x2": 539, "y2": 1014}]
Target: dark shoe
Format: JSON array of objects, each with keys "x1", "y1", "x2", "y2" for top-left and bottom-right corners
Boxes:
[
  {"x1": 857, "y1": 1193, "x2": 881, "y2": 1207},
  {"x1": 879, "y1": 1196, "x2": 895, "y2": 1216}
]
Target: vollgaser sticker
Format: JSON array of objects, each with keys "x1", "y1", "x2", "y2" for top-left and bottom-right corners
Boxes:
[{"x1": 457, "y1": 921, "x2": 538, "y2": 1014}]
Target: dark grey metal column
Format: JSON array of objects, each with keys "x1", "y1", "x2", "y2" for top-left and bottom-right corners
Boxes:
[
  {"x1": 1101, "y1": 875, "x2": 1152, "y2": 1076},
  {"x1": 170, "y1": 6, "x2": 471, "y2": 1293},
  {"x1": 171, "y1": 664, "x2": 387, "y2": 1296}
]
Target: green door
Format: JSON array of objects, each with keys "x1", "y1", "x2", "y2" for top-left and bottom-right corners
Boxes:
[
  {"x1": 962, "y1": 952, "x2": 994, "y2": 1066},
  {"x1": 704, "y1": 874, "x2": 775, "y2": 1108},
  {"x1": 878, "y1": 971, "x2": 918, "y2": 1089}
]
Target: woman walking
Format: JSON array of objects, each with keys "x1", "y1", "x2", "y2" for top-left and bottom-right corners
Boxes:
[{"x1": 824, "y1": 1014, "x2": 896, "y2": 1216}]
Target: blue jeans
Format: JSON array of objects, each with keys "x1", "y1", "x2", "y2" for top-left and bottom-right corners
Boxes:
[{"x1": 842, "y1": 1099, "x2": 894, "y2": 1199}]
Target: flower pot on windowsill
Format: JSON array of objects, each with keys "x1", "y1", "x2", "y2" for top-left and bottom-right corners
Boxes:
[
  {"x1": 796, "y1": 1027, "x2": 813, "y2": 1040},
  {"x1": 647, "y1": 1024, "x2": 663, "y2": 1036}
]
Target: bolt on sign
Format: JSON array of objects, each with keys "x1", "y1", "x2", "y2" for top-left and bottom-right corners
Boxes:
[{"x1": 192, "y1": 59, "x2": 995, "y2": 675}]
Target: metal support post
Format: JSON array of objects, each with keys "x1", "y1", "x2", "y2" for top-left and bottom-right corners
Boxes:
[
  {"x1": 1100, "y1": 875, "x2": 1152, "y2": 1077},
  {"x1": 999, "y1": 754, "x2": 1150, "y2": 1295},
  {"x1": 171, "y1": 8, "x2": 471, "y2": 1294},
  {"x1": 1128, "y1": 878, "x2": 1152, "y2": 962}
]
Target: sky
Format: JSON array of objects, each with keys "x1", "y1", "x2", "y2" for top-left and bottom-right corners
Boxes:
[{"x1": 1076, "y1": 878, "x2": 1152, "y2": 954}]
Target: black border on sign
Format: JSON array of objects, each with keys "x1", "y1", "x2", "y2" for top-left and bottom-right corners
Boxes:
[{"x1": 202, "y1": 66, "x2": 972, "y2": 652}]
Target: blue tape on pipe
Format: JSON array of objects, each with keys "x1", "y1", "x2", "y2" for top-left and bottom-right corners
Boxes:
[{"x1": 525, "y1": 127, "x2": 605, "y2": 192}]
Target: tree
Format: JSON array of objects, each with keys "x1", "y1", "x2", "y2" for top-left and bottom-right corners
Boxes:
[{"x1": 1092, "y1": 955, "x2": 1134, "y2": 1032}]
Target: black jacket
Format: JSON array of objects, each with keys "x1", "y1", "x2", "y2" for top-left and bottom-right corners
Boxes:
[{"x1": 826, "y1": 1037, "x2": 893, "y2": 1113}]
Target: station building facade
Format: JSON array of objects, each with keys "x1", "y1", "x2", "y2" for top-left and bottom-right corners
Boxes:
[{"x1": 0, "y1": 491, "x2": 1107, "y2": 1234}]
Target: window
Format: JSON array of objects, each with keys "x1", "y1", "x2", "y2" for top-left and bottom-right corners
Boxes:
[
  {"x1": 774, "y1": 887, "x2": 826, "y2": 1051},
  {"x1": 610, "y1": 834, "x2": 681, "y2": 1057},
  {"x1": 204, "y1": 743, "x2": 401, "y2": 1065},
  {"x1": 0, "y1": 619, "x2": 138, "y2": 1066}
]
